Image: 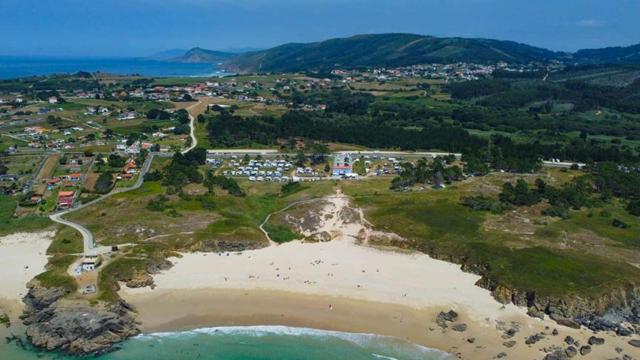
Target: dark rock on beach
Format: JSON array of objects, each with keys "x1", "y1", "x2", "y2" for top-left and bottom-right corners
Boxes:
[
  {"x1": 549, "y1": 314, "x2": 581, "y2": 329},
  {"x1": 543, "y1": 351, "x2": 568, "y2": 360},
  {"x1": 527, "y1": 307, "x2": 545, "y2": 320},
  {"x1": 21, "y1": 282, "x2": 139, "y2": 355},
  {"x1": 502, "y1": 328, "x2": 517, "y2": 339},
  {"x1": 579, "y1": 345, "x2": 591, "y2": 356},
  {"x1": 525, "y1": 334, "x2": 543, "y2": 345},
  {"x1": 564, "y1": 336, "x2": 575, "y2": 345},
  {"x1": 451, "y1": 323, "x2": 467, "y2": 332},
  {"x1": 436, "y1": 310, "x2": 458, "y2": 328},
  {"x1": 564, "y1": 346, "x2": 577, "y2": 358},
  {"x1": 587, "y1": 336, "x2": 605, "y2": 346}
]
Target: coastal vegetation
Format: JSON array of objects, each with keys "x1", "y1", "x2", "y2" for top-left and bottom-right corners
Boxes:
[
  {"x1": 34, "y1": 255, "x2": 78, "y2": 291},
  {"x1": 0, "y1": 195, "x2": 51, "y2": 236},
  {"x1": 343, "y1": 173, "x2": 640, "y2": 300}
]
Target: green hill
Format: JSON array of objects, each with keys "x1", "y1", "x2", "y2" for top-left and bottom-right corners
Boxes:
[
  {"x1": 225, "y1": 33, "x2": 561, "y2": 72},
  {"x1": 179, "y1": 47, "x2": 235, "y2": 63},
  {"x1": 182, "y1": 33, "x2": 640, "y2": 73},
  {"x1": 574, "y1": 43, "x2": 640, "y2": 64}
]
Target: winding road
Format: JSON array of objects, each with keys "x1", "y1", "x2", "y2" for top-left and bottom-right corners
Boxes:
[
  {"x1": 49, "y1": 152, "x2": 169, "y2": 255},
  {"x1": 48, "y1": 99, "x2": 206, "y2": 255}
]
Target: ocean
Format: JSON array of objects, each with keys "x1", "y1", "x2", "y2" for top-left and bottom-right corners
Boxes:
[
  {"x1": 0, "y1": 325, "x2": 453, "y2": 360},
  {"x1": 0, "y1": 56, "x2": 231, "y2": 79}
]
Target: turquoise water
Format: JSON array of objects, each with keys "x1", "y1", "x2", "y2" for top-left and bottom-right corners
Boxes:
[
  {"x1": 0, "y1": 56, "x2": 231, "y2": 79},
  {"x1": 1, "y1": 325, "x2": 453, "y2": 360}
]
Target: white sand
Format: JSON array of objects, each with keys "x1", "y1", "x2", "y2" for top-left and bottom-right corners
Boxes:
[
  {"x1": 121, "y1": 194, "x2": 640, "y2": 358},
  {"x1": 124, "y1": 194, "x2": 527, "y2": 322},
  {"x1": 0, "y1": 231, "x2": 54, "y2": 301}
]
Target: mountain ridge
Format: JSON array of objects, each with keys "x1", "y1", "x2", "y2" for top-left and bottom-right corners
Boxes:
[{"x1": 178, "y1": 33, "x2": 640, "y2": 72}]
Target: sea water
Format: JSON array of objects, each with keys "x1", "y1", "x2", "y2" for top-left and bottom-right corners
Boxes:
[
  {"x1": 0, "y1": 325, "x2": 454, "y2": 360},
  {"x1": 0, "y1": 56, "x2": 231, "y2": 79}
]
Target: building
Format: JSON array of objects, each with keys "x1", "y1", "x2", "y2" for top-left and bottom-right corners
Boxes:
[
  {"x1": 57, "y1": 190, "x2": 76, "y2": 209},
  {"x1": 81, "y1": 256, "x2": 101, "y2": 272},
  {"x1": 332, "y1": 153, "x2": 353, "y2": 177},
  {"x1": 63, "y1": 173, "x2": 82, "y2": 182},
  {"x1": 122, "y1": 159, "x2": 137, "y2": 174},
  {"x1": 117, "y1": 111, "x2": 137, "y2": 121}
]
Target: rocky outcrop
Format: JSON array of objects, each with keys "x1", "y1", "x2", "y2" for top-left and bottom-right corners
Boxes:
[
  {"x1": 146, "y1": 258, "x2": 173, "y2": 274},
  {"x1": 435, "y1": 309, "x2": 458, "y2": 328},
  {"x1": 125, "y1": 272, "x2": 154, "y2": 288},
  {"x1": 21, "y1": 282, "x2": 139, "y2": 355},
  {"x1": 412, "y1": 239, "x2": 640, "y2": 335},
  {"x1": 474, "y1": 275, "x2": 640, "y2": 334}
]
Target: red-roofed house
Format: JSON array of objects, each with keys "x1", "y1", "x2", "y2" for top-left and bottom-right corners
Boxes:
[{"x1": 57, "y1": 190, "x2": 76, "y2": 209}]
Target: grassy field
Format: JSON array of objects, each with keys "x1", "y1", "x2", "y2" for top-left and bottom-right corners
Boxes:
[
  {"x1": 36, "y1": 154, "x2": 61, "y2": 180},
  {"x1": 342, "y1": 174, "x2": 640, "y2": 299},
  {"x1": 34, "y1": 255, "x2": 77, "y2": 291},
  {"x1": 0, "y1": 195, "x2": 52, "y2": 236},
  {"x1": 64, "y1": 171, "x2": 336, "y2": 301},
  {"x1": 47, "y1": 225, "x2": 83, "y2": 254}
]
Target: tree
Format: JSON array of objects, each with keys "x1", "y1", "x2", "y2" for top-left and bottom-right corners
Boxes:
[
  {"x1": 628, "y1": 200, "x2": 640, "y2": 216},
  {"x1": 499, "y1": 179, "x2": 541, "y2": 206},
  {"x1": 174, "y1": 109, "x2": 190, "y2": 124},
  {"x1": 94, "y1": 173, "x2": 114, "y2": 194},
  {"x1": 294, "y1": 150, "x2": 306, "y2": 167},
  {"x1": 46, "y1": 115, "x2": 63, "y2": 127},
  {"x1": 146, "y1": 108, "x2": 171, "y2": 120},
  {"x1": 173, "y1": 124, "x2": 190, "y2": 135},
  {"x1": 108, "y1": 154, "x2": 126, "y2": 168}
]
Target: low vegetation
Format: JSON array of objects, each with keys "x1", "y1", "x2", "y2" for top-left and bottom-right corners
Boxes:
[
  {"x1": 0, "y1": 195, "x2": 51, "y2": 236},
  {"x1": 34, "y1": 255, "x2": 78, "y2": 292},
  {"x1": 343, "y1": 173, "x2": 640, "y2": 300}
]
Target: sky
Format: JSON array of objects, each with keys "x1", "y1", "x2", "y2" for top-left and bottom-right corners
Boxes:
[{"x1": 1, "y1": 0, "x2": 639, "y2": 57}]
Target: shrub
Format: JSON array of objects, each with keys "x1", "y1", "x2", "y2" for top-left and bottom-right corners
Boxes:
[{"x1": 612, "y1": 218, "x2": 630, "y2": 229}]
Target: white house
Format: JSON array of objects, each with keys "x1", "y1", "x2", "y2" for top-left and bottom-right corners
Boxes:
[{"x1": 81, "y1": 256, "x2": 101, "y2": 272}]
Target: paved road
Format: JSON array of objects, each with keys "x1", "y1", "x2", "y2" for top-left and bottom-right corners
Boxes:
[
  {"x1": 47, "y1": 100, "x2": 206, "y2": 256},
  {"x1": 48, "y1": 152, "x2": 171, "y2": 255},
  {"x1": 204, "y1": 149, "x2": 463, "y2": 158}
]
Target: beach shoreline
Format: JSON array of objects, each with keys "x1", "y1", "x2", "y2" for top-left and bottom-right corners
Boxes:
[
  {"x1": 0, "y1": 231, "x2": 54, "y2": 321},
  {"x1": 122, "y1": 287, "x2": 635, "y2": 360},
  {"x1": 119, "y1": 193, "x2": 639, "y2": 359}
]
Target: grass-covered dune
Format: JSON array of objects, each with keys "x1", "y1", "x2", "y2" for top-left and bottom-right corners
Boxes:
[{"x1": 342, "y1": 174, "x2": 640, "y2": 305}]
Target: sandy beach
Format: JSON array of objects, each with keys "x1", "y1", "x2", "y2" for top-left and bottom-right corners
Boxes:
[
  {"x1": 0, "y1": 231, "x2": 54, "y2": 319},
  {"x1": 121, "y1": 194, "x2": 640, "y2": 359}
]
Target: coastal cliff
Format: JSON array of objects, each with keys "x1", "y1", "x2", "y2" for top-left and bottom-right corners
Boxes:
[
  {"x1": 21, "y1": 282, "x2": 139, "y2": 355},
  {"x1": 437, "y1": 251, "x2": 640, "y2": 336},
  {"x1": 485, "y1": 280, "x2": 640, "y2": 335}
]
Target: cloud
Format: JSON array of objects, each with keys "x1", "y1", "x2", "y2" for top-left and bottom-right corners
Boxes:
[{"x1": 576, "y1": 19, "x2": 606, "y2": 28}]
